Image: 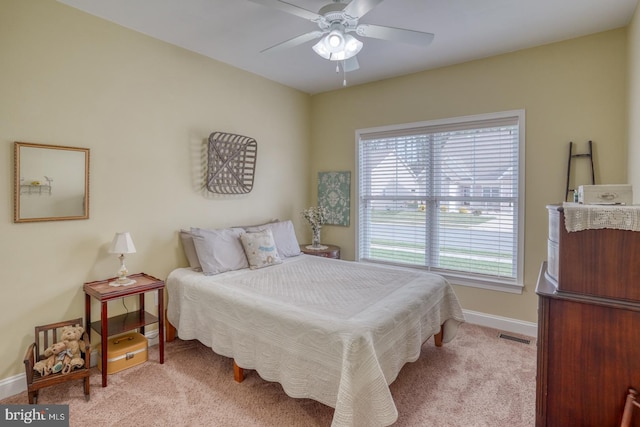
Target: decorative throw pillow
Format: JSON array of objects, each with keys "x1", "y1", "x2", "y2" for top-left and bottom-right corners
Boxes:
[
  {"x1": 179, "y1": 230, "x2": 202, "y2": 271},
  {"x1": 240, "y1": 229, "x2": 283, "y2": 269},
  {"x1": 190, "y1": 227, "x2": 249, "y2": 275},
  {"x1": 245, "y1": 220, "x2": 301, "y2": 258}
]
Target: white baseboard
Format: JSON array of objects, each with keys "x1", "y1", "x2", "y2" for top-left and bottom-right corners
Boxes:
[
  {"x1": 463, "y1": 309, "x2": 538, "y2": 337},
  {"x1": 0, "y1": 331, "x2": 160, "y2": 401},
  {"x1": 0, "y1": 315, "x2": 535, "y2": 401},
  {"x1": 0, "y1": 374, "x2": 29, "y2": 402}
]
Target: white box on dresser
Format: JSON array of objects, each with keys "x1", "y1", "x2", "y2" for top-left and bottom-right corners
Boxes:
[{"x1": 577, "y1": 184, "x2": 632, "y2": 205}]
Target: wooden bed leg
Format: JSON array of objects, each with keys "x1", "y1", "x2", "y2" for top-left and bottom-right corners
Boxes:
[
  {"x1": 233, "y1": 361, "x2": 245, "y2": 383},
  {"x1": 434, "y1": 326, "x2": 443, "y2": 347},
  {"x1": 165, "y1": 310, "x2": 176, "y2": 342}
]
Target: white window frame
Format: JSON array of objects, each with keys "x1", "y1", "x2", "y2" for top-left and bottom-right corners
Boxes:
[{"x1": 355, "y1": 110, "x2": 525, "y2": 293}]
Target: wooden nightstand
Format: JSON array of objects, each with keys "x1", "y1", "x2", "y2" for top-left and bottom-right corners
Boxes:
[
  {"x1": 84, "y1": 273, "x2": 165, "y2": 387},
  {"x1": 300, "y1": 244, "x2": 340, "y2": 259}
]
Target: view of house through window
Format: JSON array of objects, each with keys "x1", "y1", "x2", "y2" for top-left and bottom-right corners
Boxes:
[{"x1": 357, "y1": 111, "x2": 524, "y2": 291}]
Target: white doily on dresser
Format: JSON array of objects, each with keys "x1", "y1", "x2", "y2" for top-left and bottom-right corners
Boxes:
[{"x1": 562, "y1": 202, "x2": 640, "y2": 232}]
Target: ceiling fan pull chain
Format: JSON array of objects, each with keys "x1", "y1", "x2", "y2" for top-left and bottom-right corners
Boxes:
[{"x1": 342, "y1": 61, "x2": 347, "y2": 86}]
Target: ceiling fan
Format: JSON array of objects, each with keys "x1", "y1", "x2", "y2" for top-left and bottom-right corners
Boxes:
[{"x1": 248, "y1": 0, "x2": 435, "y2": 74}]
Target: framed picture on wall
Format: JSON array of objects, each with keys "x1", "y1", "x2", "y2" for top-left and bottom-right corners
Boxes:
[{"x1": 318, "y1": 171, "x2": 350, "y2": 226}]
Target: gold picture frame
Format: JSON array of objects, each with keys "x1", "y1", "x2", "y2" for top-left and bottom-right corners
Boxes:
[{"x1": 14, "y1": 142, "x2": 90, "y2": 223}]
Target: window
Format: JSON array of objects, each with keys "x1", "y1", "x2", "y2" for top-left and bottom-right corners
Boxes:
[{"x1": 356, "y1": 111, "x2": 524, "y2": 292}]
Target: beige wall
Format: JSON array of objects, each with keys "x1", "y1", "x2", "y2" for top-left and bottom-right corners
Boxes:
[
  {"x1": 0, "y1": 0, "x2": 632, "y2": 385},
  {"x1": 310, "y1": 29, "x2": 628, "y2": 323},
  {"x1": 630, "y1": 3, "x2": 640, "y2": 197},
  {"x1": 0, "y1": 0, "x2": 310, "y2": 379}
]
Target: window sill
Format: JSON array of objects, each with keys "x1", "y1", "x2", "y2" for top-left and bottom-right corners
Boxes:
[
  {"x1": 358, "y1": 259, "x2": 523, "y2": 294},
  {"x1": 440, "y1": 272, "x2": 524, "y2": 294}
]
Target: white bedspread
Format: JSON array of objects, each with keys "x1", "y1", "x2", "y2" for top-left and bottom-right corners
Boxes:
[{"x1": 166, "y1": 255, "x2": 464, "y2": 427}]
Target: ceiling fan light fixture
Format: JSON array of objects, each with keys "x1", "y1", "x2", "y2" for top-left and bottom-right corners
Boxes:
[
  {"x1": 327, "y1": 31, "x2": 343, "y2": 48},
  {"x1": 312, "y1": 39, "x2": 331, "y2": 59},
  {"x1": 312, "y1": 32, "x2": 362, "y2": 61},
  {"x1": 344, "y1": 34, "x2": 363, "y2": 54}
]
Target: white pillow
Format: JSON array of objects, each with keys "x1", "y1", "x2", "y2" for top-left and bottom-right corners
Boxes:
[
  {"x1": 190, "y1": 227, "x2": 249, "y2": 275},
  {"x1": 246, "y1": 220, "x2": 301, "y2": 258},
  {"x1": 239, "y1": 229, "x2": 283, "y2": 269},
  {"x1": 234, "y1": 218, "x2": 279, "y2": 229},
  {"x1": 179, "y1": 230, "x2": 202, "y2": 271}
]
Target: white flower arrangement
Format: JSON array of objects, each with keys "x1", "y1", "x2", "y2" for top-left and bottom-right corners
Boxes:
[
  {"x1": 302, "y1": 206, "x2": 329, "y2": 249},
  {"x1": 302, "y1": 206, "x2": 328, "y2": 230}
]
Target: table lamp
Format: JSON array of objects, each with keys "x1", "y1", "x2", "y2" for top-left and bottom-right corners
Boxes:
[{"x1": 108, "y1": 232, "x2": 137, "y2": 286}]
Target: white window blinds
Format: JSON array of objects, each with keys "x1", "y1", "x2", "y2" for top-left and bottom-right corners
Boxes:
[{"x1": 357, "y1": 111, "x2": 524, "y2": 290}]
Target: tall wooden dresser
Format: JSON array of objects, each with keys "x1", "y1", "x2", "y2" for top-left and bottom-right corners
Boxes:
[{"x1": 536, "y1": 204, "x2": 640, "y2": 427}]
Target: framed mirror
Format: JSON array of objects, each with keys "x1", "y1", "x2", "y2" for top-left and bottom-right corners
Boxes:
[{"x1": 14, "y1": 142, "x2": 90, "y2": 223}]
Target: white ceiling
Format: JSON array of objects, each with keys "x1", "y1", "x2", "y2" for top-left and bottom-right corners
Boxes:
[{"x1": 57, "y1": 0, "x2": 638, "y2": 95}]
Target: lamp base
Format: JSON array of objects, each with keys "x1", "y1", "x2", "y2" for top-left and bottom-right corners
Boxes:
[{"x1": 108, "y1": 278, "x2": 137, "y2": 287}]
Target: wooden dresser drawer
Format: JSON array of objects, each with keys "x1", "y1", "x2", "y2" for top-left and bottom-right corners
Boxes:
[{"x1": 548, "y1": 204, "x2": 640, "y2": 302}]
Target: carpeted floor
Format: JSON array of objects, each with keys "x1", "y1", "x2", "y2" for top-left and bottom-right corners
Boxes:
[{"x1": 2, "y1": 323, "x2": 536, "y2": 426}]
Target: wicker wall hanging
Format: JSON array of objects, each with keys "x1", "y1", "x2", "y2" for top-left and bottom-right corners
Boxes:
[{"x1": 207, "y1": 131, "x2": 257, "y2": 194}]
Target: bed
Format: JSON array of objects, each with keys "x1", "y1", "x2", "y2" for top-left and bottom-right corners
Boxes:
[{"x1": 166, "y1": 226, "x2": 465, "y2": 427}]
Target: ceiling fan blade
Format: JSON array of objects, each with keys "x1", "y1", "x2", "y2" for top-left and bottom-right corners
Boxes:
[
  {"x1": 343, "y1": 0, "x2": 385, "y2": 18},
  {"x1": 343, "y1": 56, "x2": 359, "y2": 72},
  {"x1": 260, "y1": 30, "x2": 324, "y2": 54},
  {"x1": 247, "y1": 0, "x2": 321, "y2": 21},
  {"x1": 356, "y1": 24, "x2": 434, "y2": 46}
]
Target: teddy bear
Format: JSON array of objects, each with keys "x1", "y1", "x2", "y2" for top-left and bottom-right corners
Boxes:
[
  {"x1": 32, "y1": 324, "x2": 86, "y2": 376},
  {"x1": 33, "y1": 341, "x2": 69, "y2": 376},
  {"x1": 58, "y1": 324, "x2": 86, "y2": 373}
]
